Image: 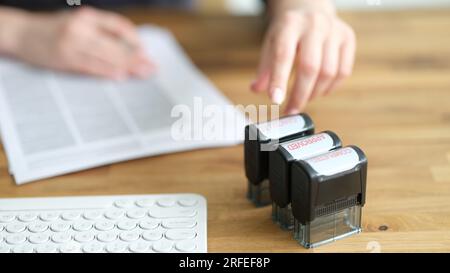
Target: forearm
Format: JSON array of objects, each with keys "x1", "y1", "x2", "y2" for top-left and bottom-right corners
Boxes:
[
  {"x1": 267, "y1": 0, "x2": 336, "y2": 17},
  {"x1": 0, "y1": 7, "x2": 30, "y2": 55}
]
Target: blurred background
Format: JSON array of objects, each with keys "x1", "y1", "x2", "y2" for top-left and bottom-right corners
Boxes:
[{"x1": 196, "y1": 0, "x2": 450, "y2": 15}]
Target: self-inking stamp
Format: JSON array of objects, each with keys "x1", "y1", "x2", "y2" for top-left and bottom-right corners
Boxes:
[
  {"x1": 269, "y1": 131, "x2": 342, "y2": 229},
  {"x1": 245, "y1": 114, "x2": 314, "y2": 207},
  {"x1": 290, "y1": 146, "x2": 367, "y2": 248}
]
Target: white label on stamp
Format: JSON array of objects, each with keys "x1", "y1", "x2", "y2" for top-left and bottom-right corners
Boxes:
[
  {"x1": 256, "y1": 115, "x2": 306, "y2": 140},
  {"x1": 281, "y1": 133, "x2": 334, "y2": 160},
  {"x1": 306, "y1": 147, "x2": 360, "y2": 176}
]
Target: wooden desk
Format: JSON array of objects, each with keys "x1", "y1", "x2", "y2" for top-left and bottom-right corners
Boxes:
[{"x1": 1, "y1": 9, "x2": 450, "y2": 253}]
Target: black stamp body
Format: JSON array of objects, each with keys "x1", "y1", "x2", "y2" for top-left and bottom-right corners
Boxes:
[
  {"x1": 290, "y1": 146, "x2": 368, "y2": 248},
  {"x1": 269, "y1": 131, "x2": 342, "y2": 229},
  {"x1": 244, "y1": 114, "x2": 314, "y2": 207}
]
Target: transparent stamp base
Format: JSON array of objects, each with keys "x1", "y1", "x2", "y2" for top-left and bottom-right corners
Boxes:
[
  {"x1": 272, "y1": 203, "x2": 294, "y2": 230},
  {"x1": 247, "y1": 179, "x2": 271, "y2": 207},
  {"x1": 294, "y1": 205, "x2": 362, "y2": 248}
]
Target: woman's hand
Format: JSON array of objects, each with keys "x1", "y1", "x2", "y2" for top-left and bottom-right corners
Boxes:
[
  {"x1": 3, "y1": 6, "x2": 154, "y2": 80},
  {"x1": 251, "y1": 0, "x2": 356, "y2": 114}
]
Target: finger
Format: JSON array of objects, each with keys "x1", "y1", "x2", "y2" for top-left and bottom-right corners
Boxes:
[
  {"x1": 324, "y1": 27, "x2": 356, "y2": 95},
  {"x1": 69, "y1": 53, "x2": 126, "y2": 79},
  {"x1": 310, "y1": 32, "x2": 340, "y2": 100},
  {"x1": 82, "y1": 34, "x2": 133, "y2": 74},
  {"x1": 95, "y1": 11, "x2": 142, "y2": 50},
  {"x1": 251, "y1": 70, "x2": 270, "y2": 94},
  {"x1": 285, "y1": 32, "x2": 324, "y2": 114},
  {"x1": 89, "y1": 31, "x2": 155, "y2": 79},
  {"x1": 128, "y1": 52, "x2": 157, "y2": 78},
  {"x1": 251, "y1": 34, "x2": 272, "y2": 93},
  {"x1": 89, "y1": 28, "x2": 157, "y2": 76},
  {"x1": 74, "y1": 7, "x2": 143, "y2": 53},
  {"x1": 267, "y1": 26, "x2": 300, "y2": 104}
]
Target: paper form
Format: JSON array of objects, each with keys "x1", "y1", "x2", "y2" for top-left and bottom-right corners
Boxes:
[{"x1": 0, "y1": 26, "x2": 246, "y2": 184}]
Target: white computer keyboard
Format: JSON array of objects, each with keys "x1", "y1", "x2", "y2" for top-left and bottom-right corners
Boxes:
[{"x1": 0, "y1": 194, "x2": 207, "y2": 253}]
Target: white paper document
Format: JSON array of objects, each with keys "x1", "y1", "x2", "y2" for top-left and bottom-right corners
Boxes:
[{"x1": 0, "y1": 26, "x2": 246, "y2": 184}]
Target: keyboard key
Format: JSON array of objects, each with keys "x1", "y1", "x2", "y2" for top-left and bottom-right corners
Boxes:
[
  {"x1": 157, "y1": 198, "x2": 176, "y2": 207},
  {"x1": 12, "y1": 245, "x2": 34, "y2": 253},
  {"x1": 148, "y1": 208, "x2": 197, "y2": 219},
  {"x1": 0, "y1": 245, "x2": 10, "y2": 253},
  {"x1": 28, "y1": 222, "x2": 48, "y2": 233},
  {"x1": 40, "y1": 212, "x2": 59, "y2": 222},
  {"x1": 51, "y1": 222, "x2": 71, "y2": 232},
  {"x1": 114, "y1": 200, "x2": 134, "y2": 209},
  {"x1": 176, "y1": 240, "x2": 197, "y2": 252},
  {"x1": 74, "y1": 232, "x2": 95, "y2": 243},
  {"x1": 97, "y1": 231, "x2": 117, "y2": 243},
  {"x1": 82, "y1": 242, "x2": 103, "y2": 253},
  {"x1": 152, "y1": 240, "x2": 173, "y2": 252},
  {"x1": 36, "y1": 244, "x2": 57, "y2": 253},
  {"x1": 117, "y1": 220, "x2": 136, "y2": 231},
  {"x1": 165, "y1": 229, "x2": 197, "y2": 240},
  {"x1": 139, "y1": 220, "x2": 159, "y2": 230},
  {"x1": 6, "y1": 234, "x2": 26, "y2": 245},
  {"x1": 0, "y1": 234, "x2": 3, "y2": 243},
  {"x1": 61, "y1": 211, "x2": 81, "y2": 221},
  {"x1": 119, "y1": 231, "x2": 140, "y2": 242},
  {"x1": 73, "y1": 221, "x2": 93, "y2": 232},
  {"x1": 162, "y1": 219, "x2": 197, "y2": 229},
  {"x1": 129, "y1": 241, "x2": 150, "y2": 253},
  {"x1": 106, "y1": 242, "x2": 127, "y2": 253},
  {"x1": 104, "y1": 209, "x2": 125, "y2": 220},
  {"x1": 6, "y1": 223, "x2": 26, "y2": 233},
  {"x1": 142, "y1": 231, "x2": 163, "y2": 241},
  {"x1": 136, "y1": 199, "x2": 154, "y2": 208},
  {"x1": 95, "y1": 221, "x2": 115, "y2": 231},
  {"x1": 83, "y1": 210, "x2": 102, "y2": 220},
  {"x1": 52, "y1": 233, "x2": 72, "y2": 244},
  {"x1": 0, "y1": 223, "x2": 3, "y2": 232},
  {"x1": 18, "y1": 212, "x2": 38, "y2": 222},
  {"x1": 0, "y1": 213, "x2": 15, "y2": 223},
  {"x1": 59, "y1": 243, "x2": 81, "y2": 253},
  {"x1": 126, "y1": 209, "x2": 147, "y2": 219},
  {"x1": 178, "y1": 197, "x2": 198, "y2": 207},
  {"x1": 29, "y1": 234, "x2": 49, "y2": 244}
]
